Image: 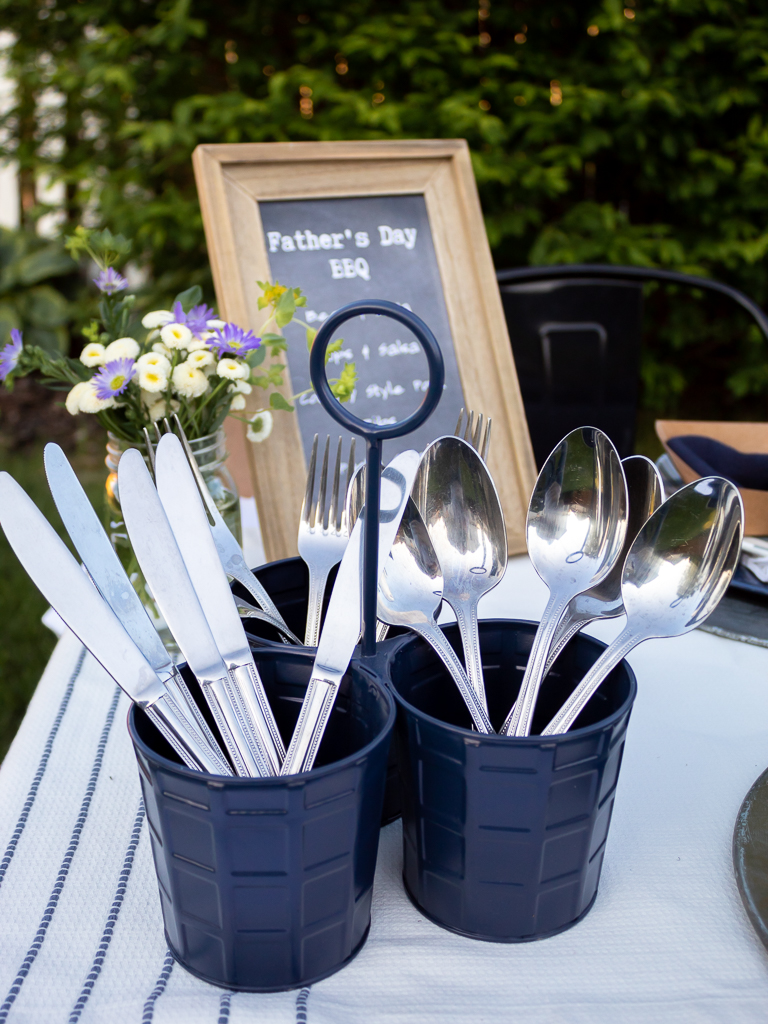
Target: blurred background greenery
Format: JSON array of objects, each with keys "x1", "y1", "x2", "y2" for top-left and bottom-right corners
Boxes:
[{"x1": 1, "y1": 0, "x2": 767, "y2": 753}]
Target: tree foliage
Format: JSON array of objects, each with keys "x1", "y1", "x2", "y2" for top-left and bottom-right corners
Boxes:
[{"x1": 1, "y1": 0, "x2": 768, "y2": 421}]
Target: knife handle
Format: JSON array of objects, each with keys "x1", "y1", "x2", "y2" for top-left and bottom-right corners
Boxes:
[
  {"x1": 200, "y1": 676, "x2": 274, "y2": 778},
  {"x1": 145, "y1": 692, "x2": 233, "y2": 776},
  {"x1": 230, "y1": 661, "x2": 286, "y2": 764},
  {"x1": 165, "y1": 666, "x2": 231, "y2": 770},
  {"x1": 280, "y1": 677, "x2": 338, "y2": 776}
]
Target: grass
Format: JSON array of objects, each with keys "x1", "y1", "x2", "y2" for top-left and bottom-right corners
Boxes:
[{"x1": 0, "y1": 439, "x2": 106, "y2": 761}]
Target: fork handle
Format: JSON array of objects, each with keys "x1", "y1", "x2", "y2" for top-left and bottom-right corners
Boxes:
[
  {"x1": 228, "y1": 562, "x2": 292, "y2": 633},
  {"x1": 304, "y1": 565, "x2": 333, "y2": 647}
]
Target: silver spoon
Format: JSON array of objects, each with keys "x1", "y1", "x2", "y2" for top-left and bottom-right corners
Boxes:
[
  {"x1": 377, "y1": 498, "x2": 493, "y2": 733},
  {"x1": 233, "y1": 597, "x2": 303, "y2": 645},
  {"x1": 542, "y1": 475, "x2": 743, "y2": 735},
  {"x1": 503, "y1": 427, "x2": 628, "y2": 737},
  {"x1": 412, "y1": 436, "x2": 507, "y2": 714},
  {"x1": 542, "y1": 455, "x2": 663, "y2": 676}
]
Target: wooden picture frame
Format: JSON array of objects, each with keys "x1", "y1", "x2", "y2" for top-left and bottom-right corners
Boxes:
[{"x1": 192, "y1": 139, "x2": 536, "y2": 562}]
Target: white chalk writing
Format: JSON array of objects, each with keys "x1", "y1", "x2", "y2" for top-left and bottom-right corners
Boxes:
[
  {"x1": 379, "y1": 339, "x2": 421, "y2": 357},
  {"x1": 366, "y1": 380, "x2": 405, "y2": 400},
  {"x1": 329, "y1": 257, "x2": 370, "y2": 281},
  {"x1": 378, "y1": 225, "x2": 417, "y2": 249}
]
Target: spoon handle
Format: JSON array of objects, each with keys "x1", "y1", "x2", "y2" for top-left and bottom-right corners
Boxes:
[
  {"x1": 542, "y1": 625, "x2": 641, "y2": 735},
  {"x1": 414, "y1": 622, "x2": 494, "y2": 734},
  {"x1": 450, "y1": 598, "x2": 488, "y2": 714},
  {"x1": 502, "y1": 592, "x2": 570, "y2": 737}
]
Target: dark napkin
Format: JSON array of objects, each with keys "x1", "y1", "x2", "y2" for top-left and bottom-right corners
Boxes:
[{"x1": 667, "y1": 434, "x2": 768, "y2": 491}]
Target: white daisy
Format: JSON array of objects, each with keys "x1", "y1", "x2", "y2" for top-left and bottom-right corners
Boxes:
[
  {"x1": 80, "y1": 343, "x2": 107, "y2": 367},
  {"x1": 104, "y1": 337, "x2": 140, "y2": 360},
  {"x1": 229, "y1": 380, "x2": 252, "y2": 395},
  {"x1": 186, "y1": 338, "x2": 210, "y2": 352},
  {"x1": 246, "y1": 411, "x2": 273, "y2": 443},
  {"x1": 161, "y1": 323, "x2": 193, "y2": 350},
  {"x1": 230, "y1": 394, "x2": 246, "y2": 411},
  {"x1": 137, "y1": 351, "x2": 171, "y2": 374},
  {"x1": 65, "y1": 381, "x2": 92, "y2": 415},
  {"x1": 152, "y1": 342, "x2": 173, "y2": 359},
  {"x1": 172, "y1": 362, "x2": 210, "y2": 398},
  {"x1": 216, "y1": 357, "x2": 248, "y2": 380},
  {"x1": 141, "y1": 309, "x2": 175, "y2": 329},
  {"x1": 139, "y1": 367, "x2": 169, "y2": 393},
  {"x1": 186, "y1": 349, "x2": 213, "y2": 369},
  {"x1": 206, "y1": 319, "x2": 226, "y2": 330},
  {"x1": 78, "y1": 382, "x2": 117, "y2": 414}
]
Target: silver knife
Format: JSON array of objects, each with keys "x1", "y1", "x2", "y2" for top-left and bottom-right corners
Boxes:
[
  {"x1": 117, "y1": 447, "x2": 275, "y2": 777},
  {"x1": 43, "y1": 442, "x2": 230, "y2": 774},
  {"x1": 281, "y1": 449, "x2": 421, "y2": 776},
  {"x1": 154, "y1": 432, "x2": 284, "y2": 774},
  {"x1": 0, "y1": 472, "x2": 231, "y2": 776}
]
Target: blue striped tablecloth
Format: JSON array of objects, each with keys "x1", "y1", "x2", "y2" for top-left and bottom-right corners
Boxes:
[{"x1": 2, "y1": 556, "x2": 768, "y2": 1023}]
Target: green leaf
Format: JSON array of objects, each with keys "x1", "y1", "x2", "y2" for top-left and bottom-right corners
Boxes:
[
  {"x1": 15, "y1": 245, "x2": 76, "y2": 286},
  {"x1": 306, "y1": 327, "x2": 317, "y2": 351},
  {"x1": 247, "y1": 345, "x2": 267, "y2": 367},
  {"x1": 269, "y1": 391, "x2": 294, "y2": 412},
  {"x1": 18, "y1": 286, "x2": 71, "y2": 330},
  {"x1": 274, "y1": 288, "x2": 296, "y2": 328},
  {"x1": 172, "y1": 285, "x2": 203, "y2": 312}
]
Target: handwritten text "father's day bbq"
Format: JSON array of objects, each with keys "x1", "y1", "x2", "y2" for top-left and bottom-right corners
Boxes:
[{"x1": 266, "y1": 225, "x2": 418, "y2": 281}]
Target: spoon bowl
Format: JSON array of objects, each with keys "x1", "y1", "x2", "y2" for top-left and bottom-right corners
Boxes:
[
  {"x1": 378, "y1": 498, "x2": 493, "y2": 733},
  {"x1": 544, "y1": 454, "x2": 663, "y2": 674},
  {"x1": 543, "y1": 475, "x2": 743, "y2": 735},
  {"x1": 412, "y1": 435, "x2": 507, "y2": 713},
  {"x1": 504, "y1": 427, "x2": 628, "y2": 736}
]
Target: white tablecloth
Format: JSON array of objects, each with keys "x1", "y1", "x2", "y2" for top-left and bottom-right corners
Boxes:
[{"x1": 1, "y1": 555, "x2": 768, "y2": 1023}]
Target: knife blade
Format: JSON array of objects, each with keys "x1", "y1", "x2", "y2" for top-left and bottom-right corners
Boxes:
[
  {"x1": 117, "y1": 447, "x2": 275, "y2": 777},
  {"x1": 154, "y1": 432, "x2": 284, "y2": 774},
  {"x1": 0, "y1": 471, "x2": 232, "y2": 776},
  {"x1": 43, "y1": 442, "x2": 229, "y2": 771},
  {"x1": 280, "y1": 449, "x2": 421, "y2": 775}
]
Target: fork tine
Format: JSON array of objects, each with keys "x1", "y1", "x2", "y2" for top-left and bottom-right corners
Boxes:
[
  {"x1": 301, "y1": 434, "x2": 318, "y2": 527},
  {"x1": 314, "y1": 435, "x2": 330, "y2": 530},
  {"x1": 455, "y1": 408, "x2": 465, "y2": 437},
  {"x1": 142, "y1": 427, "x2": 156, "y2": 478},
  {"x1": 482, "y1": 418, "x2": 492, "y2": 461},
  {"x1": 463, "y1": 409, "x2": 474, "y2": 444},
  {"x1": 472, "y1": 412, "x2": 483, "y2": 451},
  {"x1": 153, "y1": 420, "x2": 162, "y2": 444},
  {"x1": 330, "y1": 436, "x2": 342, "y2": 531}
]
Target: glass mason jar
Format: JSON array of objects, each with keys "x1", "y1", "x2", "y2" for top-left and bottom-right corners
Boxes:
[{"x1": 104, "y1": 429, "x2": 241, "y2": 649}]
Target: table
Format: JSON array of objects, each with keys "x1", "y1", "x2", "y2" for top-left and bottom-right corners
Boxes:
[{"x1": 1, "y1": 555, "x2": 768, "y2": 1023}]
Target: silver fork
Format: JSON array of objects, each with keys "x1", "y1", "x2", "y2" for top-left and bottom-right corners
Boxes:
[
  {"x1": 299, "y1": 434, "x2": 356, "y2": 647},
  {"x1": 152, "y1": 416, "x2": 298, "y2": 643},
  {"x1": 455, "y1": 408, "x2": 492, "y2": 461}
]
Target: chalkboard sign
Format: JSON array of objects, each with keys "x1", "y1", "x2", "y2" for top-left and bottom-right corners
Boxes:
[
  {"x1": 193, "y1": 140, "x2": 536, "y2": 561},
  {"x1": 260, "y1": 194, "x2": 463, "y2": 464}
]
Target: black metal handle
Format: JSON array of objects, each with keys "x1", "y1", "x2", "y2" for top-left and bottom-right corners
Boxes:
[{"x1": 309, "y1": 299, "x2": 444, "y2": 656}]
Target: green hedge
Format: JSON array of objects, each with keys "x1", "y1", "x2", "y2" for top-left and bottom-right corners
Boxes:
[{"x1": 2, "y1": 0, "x2": 768, "y2": 421}]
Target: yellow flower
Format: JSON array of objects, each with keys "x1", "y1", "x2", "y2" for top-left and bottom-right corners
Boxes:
[
  {"x1": 258, "y1": 283, "x2": 287, "y2": 310},
  {"x1": 80, "y1": 343, "x2": 106, "y2": 367}
]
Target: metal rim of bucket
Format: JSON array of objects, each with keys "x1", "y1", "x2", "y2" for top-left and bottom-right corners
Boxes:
[
  {"x1": 128, "y1": 667, "x2": 397, "y2": 784},
  {"x1": 386, "y1": 617, "x2": 638, "y2": 743}
]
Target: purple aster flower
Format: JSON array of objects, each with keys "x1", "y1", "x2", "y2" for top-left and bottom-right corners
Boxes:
[
  {"x1": 93, "y1": 267, "x2": 129, "y2": 295},
  {"x1": 171, "y1": 301, "x2": 216, "y2": 338},
  {"x1": 0, "y1": 329, "x2": 23, "y2": 382},
  {"x1": 92, "y1": 357, "x2": 136, "y2": 399},
  {"x1": 209, "y1": 322, "x2": 261, "y2": 357}
]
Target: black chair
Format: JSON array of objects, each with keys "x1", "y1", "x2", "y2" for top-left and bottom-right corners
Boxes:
[{"x1": 496, "y1": 264, "x2": 768, "y2": 468}]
